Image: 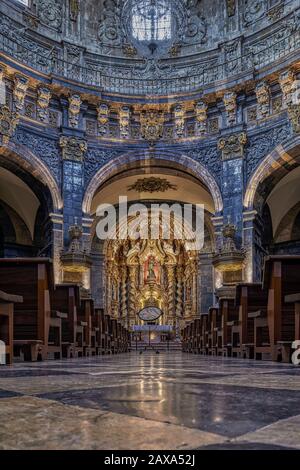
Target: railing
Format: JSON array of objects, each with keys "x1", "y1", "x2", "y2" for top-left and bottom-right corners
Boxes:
[{"x1": 0, "y1": 25, "x2": 299, "y2": 96}]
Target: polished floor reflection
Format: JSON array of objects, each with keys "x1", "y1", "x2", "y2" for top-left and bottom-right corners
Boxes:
[{"x1": 0, "y1": 352, "x2": 300, "y2": 450}]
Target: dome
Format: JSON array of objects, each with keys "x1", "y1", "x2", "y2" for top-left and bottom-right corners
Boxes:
[{"x1": 122, "y1": 0, "x2": 186, "y2": 59}]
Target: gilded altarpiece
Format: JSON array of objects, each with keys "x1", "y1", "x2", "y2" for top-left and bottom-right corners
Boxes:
[{"x1": 104, "y1": 238, "x2": 198, "y2": 330}]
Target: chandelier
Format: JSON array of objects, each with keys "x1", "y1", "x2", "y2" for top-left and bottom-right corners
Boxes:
[{"x1": 122, "y1": 0, "x2": 186, "y2": 59}]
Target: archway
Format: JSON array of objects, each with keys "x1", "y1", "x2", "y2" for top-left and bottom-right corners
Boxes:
[
  {"x1": 84, "y1": 153, "x2": 220, "y2": 332},
  {"x1": 83, "y1": 150, "x2": 223, "y2": 215},
  {"x1": 0, "y1": 143, "x2": 63, "y2": 262},
  {"x1": 244, "y1": 136, "x2": 300, "y2": 280}
]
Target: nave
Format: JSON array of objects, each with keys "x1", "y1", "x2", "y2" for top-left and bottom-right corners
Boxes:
[{"x1": 0, "y1": 352, "x2": 300, "y2": 450}]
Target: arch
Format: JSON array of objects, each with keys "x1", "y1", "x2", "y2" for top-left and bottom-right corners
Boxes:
[
  {"x1": 0, "y1": 141, "x2": 63, "y2": 211},
  {"x1": 82, "y1": 149, "x2": 223, "y2": 215},
  {"x1": 244, "y1": 135, "x2": 300, "y2": 210}
]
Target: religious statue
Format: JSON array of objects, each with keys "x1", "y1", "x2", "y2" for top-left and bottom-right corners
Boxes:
[
  {"x1": 70, "y1": 0, "x2": 80, "y2": 22},
  {"x1": 147, "y1": 257, "x2": 156, "y2": 281}
]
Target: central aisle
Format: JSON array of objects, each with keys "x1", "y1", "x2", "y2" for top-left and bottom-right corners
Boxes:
[{"x1": 0, "y1": 352, "x2": 300, "y2": 450}]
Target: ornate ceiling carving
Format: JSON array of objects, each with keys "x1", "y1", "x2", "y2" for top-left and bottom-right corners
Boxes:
[{"x1": 128, "y1": 177, "x2": 177, "y2": 193}]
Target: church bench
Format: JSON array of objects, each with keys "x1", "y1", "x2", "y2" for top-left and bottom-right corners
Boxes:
[
  {"x1": 111, "y1": 319, "x2": 118, "y2": 354},
  {"x1": 105, "y1": 314, "x2": 113, "y2": 354},
  {"x1": 248, "y1": 310, "x2": 270, "y2": 360},
  {"x1": 0, "y1": 290, "x2": 23, "y2": 365},
  {"x1": 120, "y1": 324, "x2": 128, "y2": 353},
  {"x1": 181, "y1": 326, "x2": 188, "y2": 352},
  {"x1": 235, "y1": 283, "x2": 268, "y2": 359},
  {"x1": 284, "y1": 293, "x2": 300, "y2": 342},
  {"x1": 189, "y1": 321, "x2": 195, "y2": 353},
  {"x1": 52, "y1": 284, "x2": 84, "y2": 358},
  {"x1": 0, "y1": 258, "x2": 59, "y2": 361},
  {"x1": 208, "y1": 307, "x2": 221, "y2": 356},
  {"x1": 192, "y1": 318, "x2": 201, "y2": 354},
  {"x1": 207, "y1": 309, "x2": 214, "y2": 355},
  {"x1": 47, "y1": 311, "x2": 63, "y2": 360},
  {"x1": 183, "y1": 324, "x2": 190, "y2": 353},
  {"x1": 98, "y1": 309, "x2": 107, "y2": 354},
  {"x1": 263, "y1": 256, "x2": 300, "y2": 362},
  {"x1": 78, "y1": 296, "x2": 96, "y2": 357},
  {"x1": 92, "y1": 308, "x2": 103, "y2": 355},
  {"x1": 217, "y1": 297, "x2": 239, "y2": 357},
  {"x1": 200, "y1": 314, "x2": 208, "y2": 355}
]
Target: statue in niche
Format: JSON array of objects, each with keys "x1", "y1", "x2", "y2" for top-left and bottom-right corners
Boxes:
[
  {"x1": 147, "y1": 256, "x2": 157, "y2": 282},
  {"x1": 70, "y1": 0, "x2": 80, "y2": 22}
]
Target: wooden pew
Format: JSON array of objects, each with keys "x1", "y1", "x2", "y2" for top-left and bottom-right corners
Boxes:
[
  {"x1": 192, "y1": 318, "x2": 201, "y2": 354},
  {"x1": 234, "y1": 283, "x2": 268, "y2": 359},
  {"x1": 200, "y1": 314, "x2": 208, "y2": 355},
  {"x1": 263, "y1": 256, "x2": 300, "y2": 362},
  {"x1": 92, "y1": 308, "x2": 103, "y2": 355},
  {"x1": 105, "y1": 314, "x2": 112, "y2": 354},
  {"x1": 78, "y1": 296, "x2": 96, "y2": 357},
  {"x1": 208, "y1": 307, "x2": 221, "y2": 355},
  {"x1": 97, "y1": 309, "x2": 107, "y2": 354},
  {"x1": 181, "y1": 326, "x2": 187, "y2": 352},
  {"x1": 0, "y1": 290, "x2": 23, "y2": 365},
  {"x1": 0, "y1": 258, "x2": 61, "y2": 361},
  {"x1": 285, "y1": 293, "x2": 300, "y2": 342},
  {"x1": 52, "y1": 284, "x2": 84, "y2": 358},
  {"x1": 217, "y1": 297, "x2": 239, "y2": 357}
]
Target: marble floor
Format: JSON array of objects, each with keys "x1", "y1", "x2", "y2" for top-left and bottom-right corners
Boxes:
[{"x1": 0, "y1": 352, "x2": 300, "y2": 450}]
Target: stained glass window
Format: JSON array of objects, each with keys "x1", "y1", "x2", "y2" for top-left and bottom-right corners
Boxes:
[{"x1": 131, "y1": 1, "x2": 172, "y2": 43}]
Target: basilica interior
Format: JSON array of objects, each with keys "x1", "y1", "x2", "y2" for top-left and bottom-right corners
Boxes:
[{"x1": 0, "y1": 0, "x2": 300, "y2": 452}]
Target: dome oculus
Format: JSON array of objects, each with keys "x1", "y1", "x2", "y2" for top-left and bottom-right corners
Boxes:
[{"x1": 122, "y1": 0, "x2": 186, "y2": 58}]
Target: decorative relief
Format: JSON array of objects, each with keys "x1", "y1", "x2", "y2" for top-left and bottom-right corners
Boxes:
[
  {"x1": 49, "y1": 110, "x2": 59, "y2": 128},
  {"x1": 279, "y1": 69, "x2": 295, "y2": 107},
  {"x1": 247, "y1": 106, "x2": 257, "y2": 123},
  {"x1": 128, "y1": 177, "x2": 177, "y2": 193},
  {"x1": 267, "y1": 2, "x2": 284, "y2": 22},
  {"x1": 218, "y1": 132, "x2": 247, "y2": 160},
  {"x1": 0, "y1": 105, "x2": 19, "y2": 144},
  {"x1": 84, "y1": 148, "x2": 123, "y2": 185},
  {"x1": 246, "y1": 123, "x2": 291, "y2": 179},
  {"x1": 223, "y1": 92, "x2": 237, "y2": 126},
  {"x1": 122, "y1": 44, "x2": 137, "y2": 58},
  {"x1": 221, "y1": 39, "x2": 242, "y2": 75},
  {"x1": 13, "y1": 76, "x2": 28, "y2": 113},
  {"x1": 255, "y1": 81, "x2": 270, "y2": 119},
  {"x1": 68, "y1": 94, "x2": 81, "y2": 128},
  {"x1": 184, "y1": 0, "x2": 207, "y2": 45},
  {"x1": 98, "y1": 0, "x2": 121, "y2": 47},
  {"x1": 243, "y1": 0, "x2": 266, "y2": 26},
  {"x1": 140, "y1": 109, "x2": 164, "y2": 145},
  {"x1": 187, "y1": 145, "x2": 221, "y2": 183},
  {"x1": 86, "y1": 120, "x2": 97, "y2": 136},
  {"x1": 13, "y1": 128, "x2": 61, "y2": 182},
  {"x1": 24, "y1": 101, "x2": 35, "y2": 119},
  {"x1": 37, "y1": 87, "x2": 51, "y2": 122},
  {"x1": 97, "y1": 102, "x2": 109, "y2": 136},
  {"x1": 64, "y1": 43, "x2": 82, "y2": 66},
  {"x1": 195, "y1": 101, "x2": 208, "y2": 136},
  {"x1": 59, "y1": 136, "x2": 87, "y2": 162},
  {"x1": 37, "y1": 0, "x2": 62, "y2": 31},
  {"x1": 174, "y1": 104, "x2": 185, "y2": 138},
  {"x1": 272, "y1": 96, "x2": 283, "y2": 114},
  {"x1": 23, "y1": 11, "x2": 39, "y2": 29},
  {"x1": 119, "y1": 106, "x2": 131, "y2": 139},
  {"x1": 279, "y1": 69, "x2": 300, "y2": 134},
  {"x1": 208, "y1": 118, "x2": 219, "y2": 134}
]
